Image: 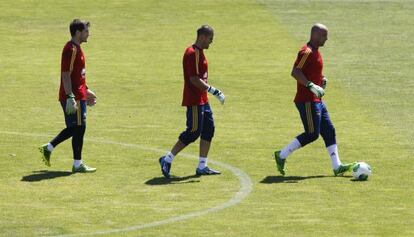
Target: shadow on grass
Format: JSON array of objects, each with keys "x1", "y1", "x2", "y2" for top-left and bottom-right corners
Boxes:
[
  {"x1": 145, "y1": 175, "x2": 201, "y2": 185},
  {"x1": 260, "y1": 175, "x2": 331, "y2": 184},
  {"x1": 21, "y1": 170, "x2": 73, "y2": 182}
]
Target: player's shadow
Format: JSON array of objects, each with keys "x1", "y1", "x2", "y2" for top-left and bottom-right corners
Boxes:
[
  {"x1": 21, "y1": 170, "x2": 73, "y2": 182},
  {"x1": 145, "y1": 175, "x2": 200, "y2": 185},
  {"x1": 260, "y1": 175, "x2": 329, "y2": 184}
]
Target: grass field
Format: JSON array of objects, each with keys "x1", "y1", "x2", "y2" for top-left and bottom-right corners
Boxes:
[{"x1": 1, "y1": 0, "x2": 413, "y2": 236}]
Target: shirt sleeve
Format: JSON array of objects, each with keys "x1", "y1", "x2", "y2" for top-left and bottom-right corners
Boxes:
[
  {"x1": 183, "y1": 49, "x2": 199, "y2": 78},
  {"x1": 294, "y1": 48, "x2": 311, "y2": 69},
  {"x1": 61, "y1": 46, "x2": 76, "y2": 72}
]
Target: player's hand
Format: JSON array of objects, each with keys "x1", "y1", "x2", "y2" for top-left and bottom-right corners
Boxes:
[
  {"x1": 65, "y1": 94, "x2": 77, "y2": 114},
  {"x1": 306, "y1": 81, "x2": 325, "y2": 98},
  {"x1": 208, "y1": 86, "x2": 225, "y2": 105},
  {"x1": 321, "y1": 77, "x2": 328, "y2": 89},
  {"x1": 86, "y1": 89, "x2": 97, "y2": 106}
]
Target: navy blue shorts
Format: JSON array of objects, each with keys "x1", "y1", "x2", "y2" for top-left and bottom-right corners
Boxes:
[
  {"x1": 60, "y1": 100, "x2": 86, "y2": 127},
  {"x1": 295, "y1": 101, "x2": 336, "y2": 147},
  {"x1": 179, "y1": 103, "x2": 215, "y2": 145}
]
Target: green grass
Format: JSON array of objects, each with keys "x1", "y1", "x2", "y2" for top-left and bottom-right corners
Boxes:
[{"x1": 0, "y1": 0, "x2": 413, "y2": 236}]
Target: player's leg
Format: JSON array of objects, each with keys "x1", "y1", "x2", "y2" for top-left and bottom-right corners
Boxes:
[
  {"x1": 39, "y1": 101, "x2": 77, "y2": 167},
  {"x1": 71, "y1": 101, "x2": 96, "y2": 173},
  {"x1": 159, "y1": 105, "x2": 202, "y2": 178},
  {"x1": 196, "y1": 104, "x2": 220, "y2": 175},
  {"x1": 319, "y1": 103, "x2": 354, "y2": 176},
  {"x1": 274, "y1": 102, "x2": 321, "y2": 175},
  {"x1": 295, "y1": 102, "x2": 322, "y2": 147}
]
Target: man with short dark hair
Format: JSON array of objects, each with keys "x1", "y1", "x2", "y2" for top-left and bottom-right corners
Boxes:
[
  {"x1": 273, "y1": 23, "x2": 355, "y2": 176},
  {"x1": 39, "y1": 19, "x2": 97, "y2": 173},
  {"x1": 159, "y1": 25, "x2": 225, "y2": 178}
]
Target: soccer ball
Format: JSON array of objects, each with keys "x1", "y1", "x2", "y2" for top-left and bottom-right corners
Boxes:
[{"x1": 352, "y1": 162, "x2": 372, "y2": 181}]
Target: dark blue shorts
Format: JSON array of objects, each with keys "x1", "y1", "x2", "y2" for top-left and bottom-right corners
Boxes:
[
  {"x1": 295, "y1": 101, "x2": 336, "y2": 147},
  {"x1": 179, "y1": 103, "x2": 215, "y2": 145},
  {"x1": 60, "y1": 100, "x2": 86, "y2": 127}
]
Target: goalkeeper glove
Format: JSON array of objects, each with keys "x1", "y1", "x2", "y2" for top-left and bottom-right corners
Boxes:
[
  {"x1": 207, "y1": 86, "x2": 225, "y2": 105},
  {"x1": 65, "y1": 93, "x2": 78, "y2": 115},
  {"x1": 321, "y1": 77, "x2": 328, "y2": 89},
  {"x1": 306, "y1": 81, "x2": 325, "y2": 98}
]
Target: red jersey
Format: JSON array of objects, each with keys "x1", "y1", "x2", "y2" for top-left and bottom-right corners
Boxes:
[
  {"x1": 182, "y1": 45, "x2": 209, "y2": 106},
  {"x1": 293, "y1": 43, "x2": 324, "y2": 103},
  {"x1": 59, "y1": 41, "x2": 87, "y2": 102}
]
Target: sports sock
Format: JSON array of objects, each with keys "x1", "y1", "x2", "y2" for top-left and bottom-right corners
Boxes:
[
  {"x1": 198, "y1": 157, "x2": 207, "y2": 169},
  {"x1": 280, "y1": 138, "x2": 302, "y2": 159},
  {"x1": 73, "y1": 159, "x2": 82, "y2": 167},
  {"x1": 164, "y1": 151, "x2": 174, "y2": 163},
  {"x1": 327, "y1": 144, "x2": 341, "y2": 169},
  {"x1": 47, "y1": 143, "x2": 54, "y2": 152}
]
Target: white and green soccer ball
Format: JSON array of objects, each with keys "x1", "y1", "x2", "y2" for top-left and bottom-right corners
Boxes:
[{"x1": 352, "y1": 162, "x2": 372, "y2": 181}]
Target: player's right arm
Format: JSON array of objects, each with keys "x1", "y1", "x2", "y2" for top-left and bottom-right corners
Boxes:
[
  {"x1": 291, "y1": 49, "x2": 324, "y2": 98},
  {"x1": 61, "y1": 45, "x2": 77, "y2": 114}
]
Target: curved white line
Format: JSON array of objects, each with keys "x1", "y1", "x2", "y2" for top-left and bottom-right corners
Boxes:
[{"x1": 0, "y1": 131, "x2": 253, "y2": 236}]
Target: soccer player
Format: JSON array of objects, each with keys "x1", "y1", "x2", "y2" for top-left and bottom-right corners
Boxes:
[
  {"x1": 274, "y1": 23, "x2": 354, "y2": 176},
  {"x1": 38, "y1": 19, "x2": 97, "y2": 173},
  {"x1": 159, "y1": 25, "x2": 225, "y2": 178}
]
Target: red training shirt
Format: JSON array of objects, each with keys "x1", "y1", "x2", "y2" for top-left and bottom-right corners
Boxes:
[
  {"x1": 182, "y1": 45, "x2": 209, "y2": 106},
  {"x1": 293, "y1": 43, "x2": 324, "y2": 103},
  {"x1": 59, "y1": 41, "x2": 87, "y2": 102}
]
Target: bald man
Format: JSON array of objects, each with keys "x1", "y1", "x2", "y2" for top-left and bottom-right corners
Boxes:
[{"x1": 273, "y1": 23, "x2": 355, "y2": 176}]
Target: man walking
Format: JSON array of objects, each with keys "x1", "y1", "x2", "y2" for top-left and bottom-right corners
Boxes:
[
  {"x1": 274, "y1": 23, "x2": 354, "y2": 176},
  {"x1": 159, "y1": 25, "x2": 225, "y2": 178},
  {"x1": 39, "y1": 19, "x2": 97, "y2": 173}
]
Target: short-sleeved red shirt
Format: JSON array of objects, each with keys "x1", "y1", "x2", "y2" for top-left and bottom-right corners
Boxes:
[
  {"x1": 59, "y1": 41, "x2": 87, "y2": 102},
  {"x1": 293, "y1": 43, "x2": 324, "y2": 103},
  {"x1": 182, "y1": 45, "x2": 209, "y2": 106}
]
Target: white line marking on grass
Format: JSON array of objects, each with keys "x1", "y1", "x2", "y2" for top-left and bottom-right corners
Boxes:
[{"x1": 1, "y1": 131, "x2": 253, "y2": 236}]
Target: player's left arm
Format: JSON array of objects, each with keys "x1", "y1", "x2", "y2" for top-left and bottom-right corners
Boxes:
[
  {"x1": 86, "y1": 87, "x2": 97, "y2": 106},
  {"x1": 321, "y1": 75, "x2": 327, "y2": 89}
]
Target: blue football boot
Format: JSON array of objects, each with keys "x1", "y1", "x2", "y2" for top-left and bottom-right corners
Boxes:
[{"x1": 159, "y1": 156, "x2": 171, "y2": 179}]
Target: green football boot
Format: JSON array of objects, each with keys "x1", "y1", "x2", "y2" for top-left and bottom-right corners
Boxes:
[
  {"x1": 274, "y1": 150, "x2": 286, "y2": 176},
  {"x1": 72, "y1": 163, "x2": 97, "y2": 173},
  {"x1": 333, "y1": 162, "x2": 356, "y2": 176},
  {"x1": 38, "y1": 144, "x2": 51, "y2": 167}
]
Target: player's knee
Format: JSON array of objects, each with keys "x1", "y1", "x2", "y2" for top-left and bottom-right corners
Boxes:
[
  {"x1": 201, "y1": 126, "x2": 215, "y2": 142},
  {"x1": 179, "y1": 131, "x2": 201, "y2": 145},
  {"x1": 75, "y1": 125, "x2": 86, "y2": 133},
  {"x1": 307, "y1": 132, "x2": 319, "y2": 142}
]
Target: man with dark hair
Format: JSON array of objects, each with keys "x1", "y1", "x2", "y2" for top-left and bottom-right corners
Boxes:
[
  {"x1": 197, "y1": 25, "x2": 214, "y2": 37},
  {"x1": 159, "y1": 25, "x2": 225, "y2": 178},
  {"x1": 39, "y1": 19, "x2": 97, "y2": 173},
  {"x1": 273, "y1": 23, "x2": 355, "y2": 176},
  {"x1": 69, "y1": 19, "x2": 90, "y2": 37}
]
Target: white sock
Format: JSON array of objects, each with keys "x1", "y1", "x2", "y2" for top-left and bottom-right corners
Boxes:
[
  {"x1": 327, "y1": 144, "x2": 341, "y2": 169},
  {"x1": 280, "y1": 138, "x2": 302, "y2": 159},
  {"x1": 73, "y1": 159, "x2": 82, "y2": 167},
  {"x1": 164, "y1": 151, "x2": 174, "y2": 163},
  {"x1": 198, "y1": 157, "x2": 207, "y2": 169},
  {"x1": 47, "y1": 143, "x2": 54, "y2": 152}
]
